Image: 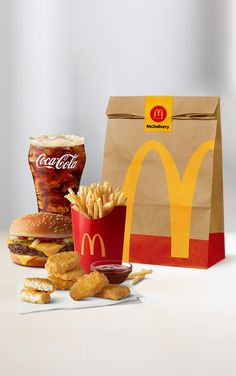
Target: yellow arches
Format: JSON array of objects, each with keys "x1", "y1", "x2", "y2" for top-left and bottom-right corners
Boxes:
[
  {"x1": 81, "y1": 233, "x2": 106, "y2": 257},
  {"x1": 122, "y1": 140, "x2": 215, "y2": 260}
]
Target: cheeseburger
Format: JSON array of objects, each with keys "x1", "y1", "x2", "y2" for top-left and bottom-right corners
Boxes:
[{"x1": 7, "y1": 212, "x2": 74, "y2": 267}]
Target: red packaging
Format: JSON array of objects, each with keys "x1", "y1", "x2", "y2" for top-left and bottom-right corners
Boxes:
[{"x1": 71, "y1": 206, "x2": 126, "y2": 272}]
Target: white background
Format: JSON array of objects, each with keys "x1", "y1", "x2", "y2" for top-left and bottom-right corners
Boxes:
[
  {"x1": 0, "y1": 0, "x2": 235, "y2": 230},
  {"x1": 1, "y1": 3, "x2": 236, "y2": 376}
]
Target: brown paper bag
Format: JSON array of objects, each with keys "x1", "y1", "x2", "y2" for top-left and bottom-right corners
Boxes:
[{"x1": 102, "y1": 96, "x2": 225, "y2": 268}]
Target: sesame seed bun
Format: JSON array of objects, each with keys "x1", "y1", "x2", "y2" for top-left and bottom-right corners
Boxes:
[{"x1": 9, "y1": 212, "x2": 72, "y2": 238}]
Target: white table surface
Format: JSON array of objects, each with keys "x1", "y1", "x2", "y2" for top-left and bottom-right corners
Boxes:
[{"x1": 0, "y1": 232, "x2": 236, "y2": 376}]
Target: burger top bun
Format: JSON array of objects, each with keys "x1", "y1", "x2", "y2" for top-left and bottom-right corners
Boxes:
[{"x1": 10, "y1": 212, "x2": 72, "y2": 239}]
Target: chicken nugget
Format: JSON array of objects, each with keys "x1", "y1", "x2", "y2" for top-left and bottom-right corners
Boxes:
[
  {"x1": 21, "y1": 288, "x2": 51, "y2": 304},
  {"x1": 70, "y1": 271, "x2": 109, "y2": 300},
  {"x1": 96, "y1": 284, "x2": 130, "y2": 300},
  {"x1": 47, "y1": 275, "x2": 76, "y2": 290},
  {"x1": 45, "y1": 251, "x2": 79, "y2": 275},
  {"x1": 54, "y1": 265, "x2": 86, "y2": 281},
  {"x1": 24, "y1": 277, "x2": 55, "y2": 293}
]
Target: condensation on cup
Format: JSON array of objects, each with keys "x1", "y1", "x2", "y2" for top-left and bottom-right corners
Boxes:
[{"x1": 28, "y1": 134, "x2": 86, "y2": 215}]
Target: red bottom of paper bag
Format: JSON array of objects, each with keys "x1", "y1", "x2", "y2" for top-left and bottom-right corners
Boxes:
[{"x1": 129, "y1": 232, "x2": 225, "y2": 269}]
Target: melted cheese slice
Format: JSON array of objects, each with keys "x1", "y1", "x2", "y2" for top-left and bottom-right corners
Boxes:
[
  {"x1": 31, "y1": 242, "x2": 65, "y2": 257},
  {"x1": 16, "y1": 255, "x2": 37, "y2": 265},
  {"x1": 7, "y1": 238, "x2": 67, "y2": 257}
]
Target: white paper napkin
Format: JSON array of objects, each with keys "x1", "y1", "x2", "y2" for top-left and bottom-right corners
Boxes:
[{"x1": 17, "y1": 282, "x2": 141, "y2": 314}]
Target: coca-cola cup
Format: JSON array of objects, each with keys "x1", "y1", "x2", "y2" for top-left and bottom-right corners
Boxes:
[{"x1": 28, "y1": 134, "x2": 86, "y2": 215}]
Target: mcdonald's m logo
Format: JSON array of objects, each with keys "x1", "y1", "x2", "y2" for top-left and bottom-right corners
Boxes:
[
  {"x1": 150, "y1": 106, "x2": 167, "y2": 122},
  {"x1": 122, "y1": 139, "x2": 215, "y2": 261},
  {"x1": 81, "y1": 233, "x2": 106, "y2": 257}
]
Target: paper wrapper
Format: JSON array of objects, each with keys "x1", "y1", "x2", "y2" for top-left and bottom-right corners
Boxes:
[
  {"x1": 17, "y1": 282, "x2": 140, "y2": 314},
  {"x1": 71, "y1": 205, "x2": 126, "y2": 272}
]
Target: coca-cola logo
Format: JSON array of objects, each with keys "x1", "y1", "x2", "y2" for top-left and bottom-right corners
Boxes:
[{"x1": 36, "y1": 153, "x2": 78, "y2": 169}]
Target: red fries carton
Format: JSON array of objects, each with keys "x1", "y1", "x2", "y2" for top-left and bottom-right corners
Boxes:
[{"x1": 71, "y1": 205, "x2": 126, "y2": 272}]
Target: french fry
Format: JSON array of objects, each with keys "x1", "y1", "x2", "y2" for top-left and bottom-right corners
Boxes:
[
  {"x1": 90, "y1": 183, "x2": 97, "y2": 191},
  {"x1": 108, "y1": 193, "x2": 114, "y2": 202},
  {"x1": 113, "y1": 191, "x2": 120, "y2": 204},
  {"x1": 80, "y1": 192, "x2": 87, "y2": 212},
  {"x1": 127, "y1": 269, "x2": 153, "y2": 279},
  {"x1": 97, "y1": 184, "x2": 104, "y2": 196},
  {"x1": 102, "y1": 194, "x2": 107, "y2": 205},
  {"x1": 65, "y1": 193, "x2": 83, "y2": 211},
  {"x1": 75, "y1": 199, "x2": 83, "y2": 212},
  {"x1": 119, "y1": 195, "x2": 127, "y2": 205},
  {"x1": 71, "y1": 204, "x2": 80, "y2": 212},
  {"x1": 85, "y1": 186, "x2": 90, "y2": 196},
  {"x1": 87, "y1": 208, "x2": 93, "y2": 218},
  {"x1": 64, "y1": 194, "x2": 75, "y2": 204},
  {"x1": 117, "y1": 192, "x2": 125, "y2": 205},
  {"x1": 94, "y1": 189, "x2": 100, "y2": 200},
  {"x1": 86, "y1": 198, "x2": 94, "y2": 218},
  {"x1": 93, "y1": 201, "x2": 99, "y2": 219},
  {"x1": 79, "y1": 186, "x2": 84, "y2": 194},
  {"x1": 86, "y1": 189, "x2": 93, "y2": 201},
  {"x1": 103, "y1": 202, "x2": 115, "y2": 214},
  {"x1": 97, "y1": 197, "x2": 104, "y2": 218},
  {"x1": 71, "y1": 203, "x2": 81, "y2": 213},
  {"x1": 103, "y1": 181, "x2": 110, "y2": 194},
  {"x1": 71, "y1": 204, "x2": 90, "y2": 219},
  {"x1": 131, "y1": 275, "x2": 145, "y2": 285},
  {"x1": 122, "y1": 196, "x2": 127, "y2": 205}
]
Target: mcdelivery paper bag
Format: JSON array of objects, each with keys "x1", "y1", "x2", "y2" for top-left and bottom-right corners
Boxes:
[{"x1": 102, "y1": 96, "x2": 225, "y2": 268}]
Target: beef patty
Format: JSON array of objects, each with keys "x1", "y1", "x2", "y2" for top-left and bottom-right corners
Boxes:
[{"x1": 9, "y1": 244, "x2": 74, "y2": 257}]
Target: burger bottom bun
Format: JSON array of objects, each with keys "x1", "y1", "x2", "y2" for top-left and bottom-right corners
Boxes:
[{"x1": 10, "y1": 252, "x2": 47, "y2": 268}]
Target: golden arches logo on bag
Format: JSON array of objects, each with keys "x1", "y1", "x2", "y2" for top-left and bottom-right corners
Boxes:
[
  {"x1": 81, "y1": 233, "x2": 106, "y2": 257},
  {"x1": 122, "y1": 139, "x2": 215, "y2": 261}
]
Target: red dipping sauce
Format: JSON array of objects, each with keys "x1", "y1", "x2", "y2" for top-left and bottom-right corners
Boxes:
[{"x1": 91, "y1": 260, "x2": 132, "y2": 284}]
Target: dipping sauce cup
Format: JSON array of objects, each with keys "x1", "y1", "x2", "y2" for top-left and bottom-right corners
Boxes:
[{"x1": 91, "y1": 260, "x2": 132, "y2": 284}]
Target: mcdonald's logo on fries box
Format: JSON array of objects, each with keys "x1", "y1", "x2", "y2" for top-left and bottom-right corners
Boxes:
[
  {"x1": 71, "y1": 205, "x2": 126, "y2": 272},
  {"x1": 102, "y1": 96, "x2": 225, "y2": 268}
]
